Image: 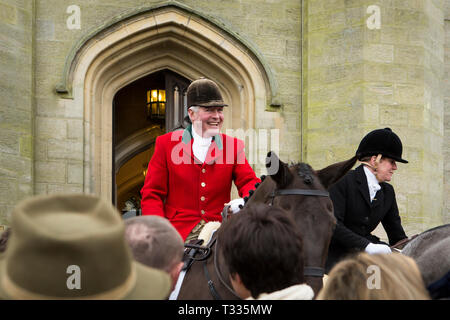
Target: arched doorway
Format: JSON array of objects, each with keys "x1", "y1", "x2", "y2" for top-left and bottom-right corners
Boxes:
[
  {"x1": 58, "y1": 3, "x2": 276, "y2": 204},
  {"x1": 113, "y1": 70, "x2": 190, "y2": 213}
]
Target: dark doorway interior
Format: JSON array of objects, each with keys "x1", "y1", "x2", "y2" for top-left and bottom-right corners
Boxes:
[{"x1": 112, "y1": 69, "x2": 191, "y2": 215}]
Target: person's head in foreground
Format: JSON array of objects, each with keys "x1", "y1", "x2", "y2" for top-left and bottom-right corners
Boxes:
[
  {"x1": 0, "y1": 193, "x2": 171, "y2": 300},
  {"x1": 218, "y1": 203, "x2": 314, "y2": 300},
  {"x1": 124, "y1": 215, "x2": 184, "y2": 291},
  {"x1": 317, "y1": 252, "x2": 430, "y2": 300}
]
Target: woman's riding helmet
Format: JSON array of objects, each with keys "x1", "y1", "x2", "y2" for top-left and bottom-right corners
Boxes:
[{"x1": 356, "y1": 128, "x2": 408, "y2": 163}]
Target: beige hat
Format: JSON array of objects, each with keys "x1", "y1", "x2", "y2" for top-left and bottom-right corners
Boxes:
[{"x1": 0, "y1": 194, "x2": 171, "y2": 300}]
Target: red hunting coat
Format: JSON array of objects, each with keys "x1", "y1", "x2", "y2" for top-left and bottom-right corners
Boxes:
[{"x1": 140, "y1": 126, "x2": 261, "y2": 240}]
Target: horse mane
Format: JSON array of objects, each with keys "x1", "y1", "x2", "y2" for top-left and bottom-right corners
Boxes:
[{"x1": 296, "y1": 163, "x2": 314, "y2": 184}]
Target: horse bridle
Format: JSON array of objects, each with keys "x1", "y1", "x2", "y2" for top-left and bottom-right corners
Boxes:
[
  {"x1": 211, "y1": 187, "x2": 331, "y2": 300},
  {"x1": 269, "y1": 188, "x2": 330, "y2": 205},
  {"x1": 269, "y1": 187, "x2": 330, "y2": 279}
]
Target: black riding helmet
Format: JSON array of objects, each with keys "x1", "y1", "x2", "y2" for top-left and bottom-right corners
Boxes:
[
  {"x1": 356, "y1": 128, "x2": 408, "y2": 163},
  {"x1": 186, "y1": 78, "x2": 228, "y2": 108}
]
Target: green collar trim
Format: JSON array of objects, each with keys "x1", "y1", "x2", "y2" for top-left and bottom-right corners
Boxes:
[
  {"x1": 181, "y1": 125, "x2": 193, "y2": 144},
  {"x1": 181, "y1": 125, "x2": 222, "y2": 150}
]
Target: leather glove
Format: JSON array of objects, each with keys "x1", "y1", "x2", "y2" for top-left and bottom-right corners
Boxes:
[
  {"x1": 365, "y1": 243, "x2": 392, "y2": 254},
  {"x1": 227, "y1": 198, "x2": 245, "y2": 214}
]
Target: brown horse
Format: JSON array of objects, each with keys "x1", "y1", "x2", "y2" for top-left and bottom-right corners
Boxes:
[{"x1": 177, "y1": 152, "x2": 357, "y2": 299}]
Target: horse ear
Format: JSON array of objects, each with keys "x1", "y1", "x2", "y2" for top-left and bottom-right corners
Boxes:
[
  {"x1": 316, "y1": 155, "x2": 358, "y2": 189},
  {"x1": 266, "y1": 151, "x2": 292, "y2": 187}
]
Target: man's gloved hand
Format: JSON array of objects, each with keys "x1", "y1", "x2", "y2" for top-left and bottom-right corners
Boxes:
[
  {"x1": 227, "y1": 198, "x2": 245, "y2": 214},
  {"x1": 365, "y1": 243, "x2": 392, "y2": 254}
]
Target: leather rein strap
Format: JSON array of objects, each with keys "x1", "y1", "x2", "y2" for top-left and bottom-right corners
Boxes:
[
  {"x1": 213, "y1": 238, "x2": 243, "y2": 300},
  {"x1": 270, "y1": 189, "x2": 330, "y2": 204},
  {"x1": 390, "y1": 234, "x2": 419, "y2": 251},
  {"x1": 203, "y1": 237, "x2": 223, "y2": 300},
  {"x1": 303, "y1": 267, "x2": 325, "y2": 278}
]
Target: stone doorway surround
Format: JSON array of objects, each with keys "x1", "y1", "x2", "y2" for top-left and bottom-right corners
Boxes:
[{"x1": 56, "y1": 2, "x2": 277, "y2": 202}]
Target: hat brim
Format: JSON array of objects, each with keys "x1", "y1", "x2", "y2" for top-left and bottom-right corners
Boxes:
[
  {"x1": 381, "y1": 153, "x2": 408, "y2": 164},
  {"x1": 357, "y1": 152, "x2": 408, "y2": 164},
  {"x1": 392, "y1": 157, "x2": 408, "y2": 164},
  {"x1": 0, "y1": 258, "x2": 171, "y2": 300},
  {"x1": 124, "y1": 261, "x2": 172, "y2": 300},
  {"x1": 194, "y1": 101, "x2": 228, "y2": 107}
]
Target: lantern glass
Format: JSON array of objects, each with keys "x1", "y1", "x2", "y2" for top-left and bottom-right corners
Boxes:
[
  {"x1": 159, "y1": 90, "x2": 166, "y2": 102},
  {"x1": 146, "y1": 89, "x2": 166, "y2": 120},
  {"x1": 151, "y1": 90, "x2": 158, "y2": 102}
]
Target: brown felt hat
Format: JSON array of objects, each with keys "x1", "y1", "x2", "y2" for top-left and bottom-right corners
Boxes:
[
  {"x1": 0, "y1": 194, "x2": 171, "y2": 300},
  {"x1": 186, "y1": 77, "x2": 228, "y2": 108}
]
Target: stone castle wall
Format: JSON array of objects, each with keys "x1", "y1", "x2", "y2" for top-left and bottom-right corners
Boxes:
[
  {"x1": 444, "y1": 1, "x2": 450, "y2": 223},
  {"x1": 0, "y1": 0, "x2": 34, "y2": 225}
]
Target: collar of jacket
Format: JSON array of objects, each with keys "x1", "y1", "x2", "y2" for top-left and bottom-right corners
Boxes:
[
  {"x1": 355, "y1": 164, "x2": 383, "y2": 208},
  {"x1": 181, "y1": 124, "x2": 223, "y2": 150}
]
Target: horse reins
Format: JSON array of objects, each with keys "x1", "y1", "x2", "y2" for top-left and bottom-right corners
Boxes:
[{"x1": 213, "y1": 239, "x2": 242, "y2": 300}]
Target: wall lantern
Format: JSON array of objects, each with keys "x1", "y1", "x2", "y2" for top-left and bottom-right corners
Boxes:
[{"x1": 146, "y1": 89, "x2": 166, "y2": 120}]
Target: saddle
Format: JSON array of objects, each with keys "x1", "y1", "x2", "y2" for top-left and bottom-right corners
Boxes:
[{"x1": 182, "y1": 221, "x2": 221, "y2": 272}]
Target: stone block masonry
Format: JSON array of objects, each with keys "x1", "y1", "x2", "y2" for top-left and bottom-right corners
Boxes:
[{"x1": 0, "y1": 0, "x2": 34, "y2": 227}]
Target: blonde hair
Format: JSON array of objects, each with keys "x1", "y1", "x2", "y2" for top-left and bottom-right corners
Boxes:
[{"x1": 317, "y1": 253, "x2": 430, "y2": 300}]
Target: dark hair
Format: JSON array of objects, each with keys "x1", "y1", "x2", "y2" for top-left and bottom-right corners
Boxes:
[{"x1": 218, "y1": 203, "x2": 304, "y2": 298}]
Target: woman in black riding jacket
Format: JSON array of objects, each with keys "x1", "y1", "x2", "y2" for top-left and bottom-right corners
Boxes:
[{"x1": 325, "y1": 128, "x2": 408, "y2": 273}]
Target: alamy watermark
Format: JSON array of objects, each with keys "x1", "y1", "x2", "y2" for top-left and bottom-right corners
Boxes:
[
  {"x1": 169, "y1": 127, "x2": 280, "y2": 173},
  {"x1": 366, "y1": 265, "x2": 381, "y2": 290},
  {"x1": 66, "y1": 265, "x2": 81, "y2": 290},
  {"x1": 366, "y1": 5, "x2": 381, "y2": 30},
  {"x1": 66, "y1": 5, "x2": 81, "y2": 30}
]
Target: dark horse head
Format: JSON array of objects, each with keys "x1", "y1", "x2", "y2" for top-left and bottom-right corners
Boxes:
[
  {"x1": 245, "y1": 151, "x2": 357, "y2": 295},
  {"x1": 177, "y1": 151, "x2": 357, "y2": 299}
]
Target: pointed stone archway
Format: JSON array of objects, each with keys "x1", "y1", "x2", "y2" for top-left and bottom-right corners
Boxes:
[{"x1": 58, "y1": 2, "x2": 276, "y2": 202}]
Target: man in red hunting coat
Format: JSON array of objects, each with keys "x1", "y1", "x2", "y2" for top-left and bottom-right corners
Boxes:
[{"x1": 140, "y1": 78, "x2": 260, "y2": 241}]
